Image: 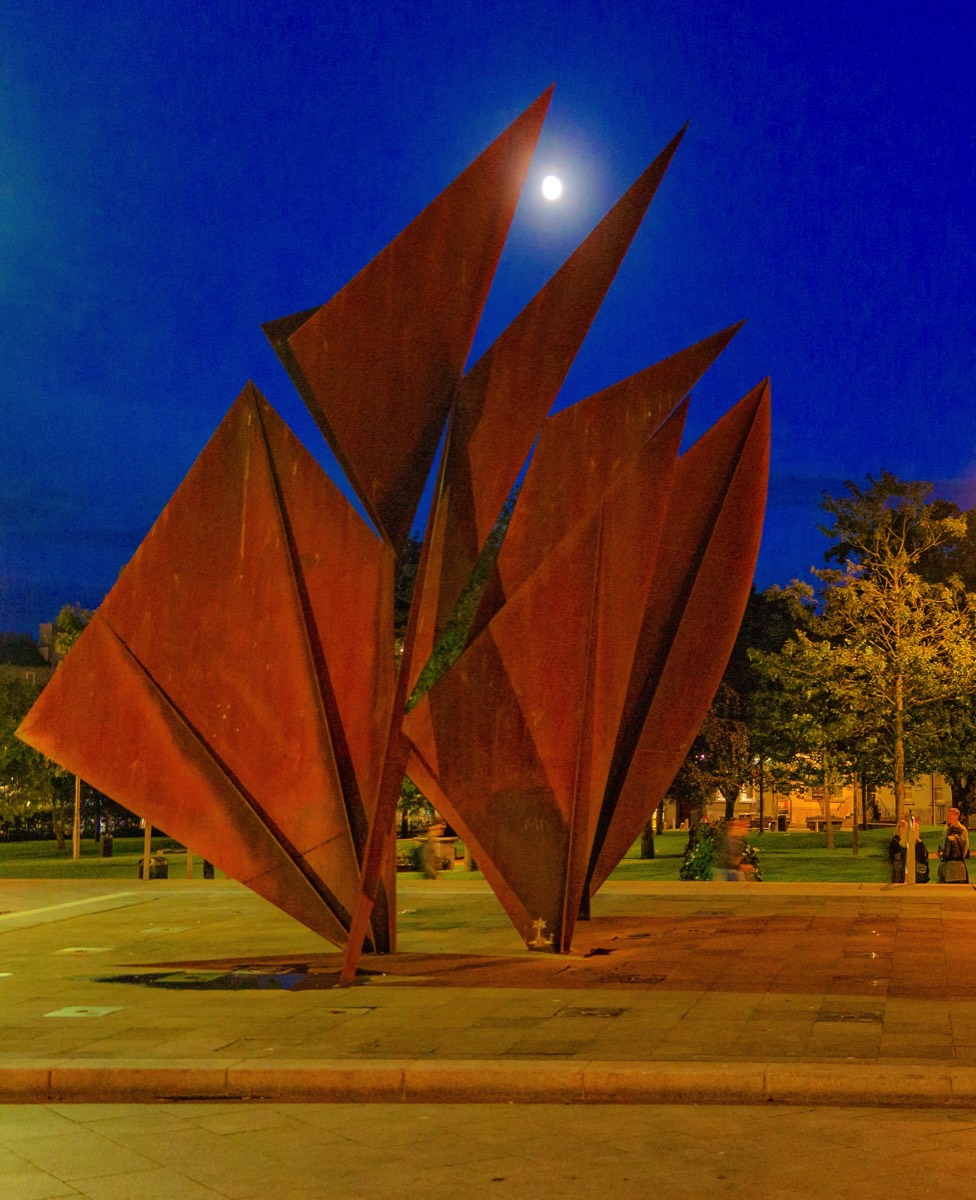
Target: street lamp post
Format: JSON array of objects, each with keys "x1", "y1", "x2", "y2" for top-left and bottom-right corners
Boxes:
[{"x1": 71, "y1": 776, "x2": 81, "y2": 860}]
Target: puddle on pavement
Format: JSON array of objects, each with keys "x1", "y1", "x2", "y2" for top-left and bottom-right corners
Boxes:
[{"x1": 96, "y1": 967, "x2": 344, "y2": 991}]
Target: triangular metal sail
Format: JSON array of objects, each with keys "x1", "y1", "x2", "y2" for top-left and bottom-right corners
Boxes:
[
  {"x1": 405, "y1": 512, "x2": 604, "y2": 950},
  {"x1": 254, "y1": 390, "x2": 396, "y2": 853},
  {"x1": 404, "y1": 403, "x2": 688, "y2": 950},
  {"x1": 407, "y1": 128, "x2": 688, "y2": 693},
  {"x1": 19, "y1": 384, "x2": 395, "y2": 947},
  {"x1": 587, "y1": 379, "x2": 772, "y2": 892},
  {"x1": 263, "y1": 89, "x2": 553, "y2": 552},
  {"x1": 468, "y1": 325, "x2": 743, "y2": 646},
  {"x1": 18, "y1": 615, "x2": 353, "y2": 943}
]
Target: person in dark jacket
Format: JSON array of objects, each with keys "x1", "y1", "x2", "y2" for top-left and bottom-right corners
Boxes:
[
  {"x1": 939, "y1": 808, "x2": 969, "y2": 883},
  {"x1": 914, "y1": 825, "x2": 930, "y2": 883},
  {"x1": 888, "y1": 820, "x2": 908, "y2": 883}
]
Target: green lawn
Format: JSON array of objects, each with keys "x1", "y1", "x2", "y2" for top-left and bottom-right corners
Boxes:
[
  {"x1": 0, "y1": 826, "x2": 920, "y2": 884},
  {"x1": 0, "y1": 837, "x2": 223, "y2": 880},
  {"x1": 610, "y1": 826, "x2": 921, "y2": 884}
]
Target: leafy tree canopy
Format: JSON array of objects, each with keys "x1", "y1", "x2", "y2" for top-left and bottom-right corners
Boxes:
[{"x1": 755, "y1": 474, "x2": 976, "y2": 823}]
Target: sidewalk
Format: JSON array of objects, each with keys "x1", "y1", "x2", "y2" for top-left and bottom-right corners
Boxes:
[{"x1": 1, "y1": 875, "x2": 975, "y2": 1106}]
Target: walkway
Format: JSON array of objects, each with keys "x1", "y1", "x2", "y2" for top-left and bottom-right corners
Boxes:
[{"x1": 1, "y1": 876, "x2": 975, "y2": 1105}]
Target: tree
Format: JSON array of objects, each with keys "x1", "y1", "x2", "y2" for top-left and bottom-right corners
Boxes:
[
  {"x1": 733, "y1": 587, "x2": 813, "y2": 829},
  {"x1": 51, "y1": 605, "x2": 95, "y2": 852},
  {"x1": 52, "y1": 604, "x2": 94, "y2": 661},
  {"x1": 757, "y1": 474, "x2": 976, "y2": 828},
  {"x1": 0, "y1": 668, "x2": 70, "y2": 840},
  {"x1": 820, "y1": 476, "x2": 976, "y2": 822},
  {"x1": 668, "y1": 586, "x2": 807, "y2": 840},
  {"x1": 668, "y1": 729, "x2": 718, "y2": 833},
  {"x1": 3, "y1": 607, "x2": 95, "y2": 849},
  {"x1": 913, "y1": 698, "x2": 976, "y2": 819},
  {"x1": 699, "y1": 684, "x2": 752, "y2": 821},
  {"x1": 393, "y1": 538, "x2": 422, "y2": 644},
  {"x1": 397, "y1": 777, "x2": 433, "y2": 835}
]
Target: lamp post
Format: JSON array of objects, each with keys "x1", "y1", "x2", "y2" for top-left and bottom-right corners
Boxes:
[
  {"x1": 141, "y1": 820, "x2": 152, "y2": 880},
  {"x1": 71, "y1": 776, "x2": 81, "y2": 860}
]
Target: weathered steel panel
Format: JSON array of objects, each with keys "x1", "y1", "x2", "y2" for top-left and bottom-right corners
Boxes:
[
  {"x1": 253, "y1": 391, "x2": 396, "y2": 857},
  {"x1": 405, "y1": 514, "x2": 603, "y2": 950},
  {"x1": 404, "y1": 402, "x2": 688, "y2": 950},
  {"x1": 587, "y1": 379, "x2": 772, "y2": 891},
  {"x1": 469, "y1": 325, "x2": 742, "y2": 644},
  {"x1": 19, "y1": 384, "x2": 394, "y2": 947},
  {"x1": 263, "y1": 90, "x2": 552, "y2": 552},
  {"x1": 18, "y1": 615, "x2": 351, "y2": 943},
  {"x1": 407, "y1": 129, "x2": 687, "y2": 692}
]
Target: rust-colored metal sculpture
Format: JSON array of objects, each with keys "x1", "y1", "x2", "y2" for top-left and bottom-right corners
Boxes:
[
  {"x1": 263, "y1": 88, "x2": 552, "y2": 554},
  {"x1": 19, "y1": 384, "x2": 396, "y2": 947},
  {"x1": 18, "y1": 90, "x2": 770, "y2": 968},
  {"x1": 405, "y1": 125, "x2": 688, "y2": 696}
]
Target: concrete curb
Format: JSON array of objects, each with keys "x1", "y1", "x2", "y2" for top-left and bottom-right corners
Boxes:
[{"x1": 4, "y1": 1059, "x2": 976, "y2": 1106}]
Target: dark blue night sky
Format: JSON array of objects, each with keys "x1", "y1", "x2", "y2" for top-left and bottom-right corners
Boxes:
[{"x1": 2, "y1": 0, "x2": 973, "y2": 634}]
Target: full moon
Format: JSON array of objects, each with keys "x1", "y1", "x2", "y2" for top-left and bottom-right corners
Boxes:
[{"x1": 541, "y1": 174, "x2": 563, "y2": 201}]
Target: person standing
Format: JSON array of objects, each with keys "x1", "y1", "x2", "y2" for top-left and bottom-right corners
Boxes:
[
  {"x1": 944, "y1": 808, "x2": 970, "y2": 857},
  {"x1": 938, "y1": 808, "x2": 969, "y2": 884},
  {"x1": 888, "y1": 820, "x2": 909, "y2": 884},
  {"x1": 914, "y1": 823, "x2": 930, "y2": 883}
]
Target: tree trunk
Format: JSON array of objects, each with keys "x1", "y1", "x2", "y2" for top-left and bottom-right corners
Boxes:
[
  {"x1": 823, "y1": 752, "x2": 834, "y2": 849},
  {"x1": 894, "y1": 672, "x2": 906, "y2": 824},
  {"x1": 851, "y1": 771, "x2": 859, "y2": 857},
  {"x1": 640, "y1": 820, "x2": 655, "y2": 859},
  {"x1": 758, "y1": 765, "x2": 765, "y2": 834},
  {"x1": 72, "y1": 776, "x2": 81, "y2": 860},
  {"x1": 53, "y1": 806, "x2": 67, "y2": 852},
  {"x1": 948, "y1": 772, "x2": 976, "y2": 823}
]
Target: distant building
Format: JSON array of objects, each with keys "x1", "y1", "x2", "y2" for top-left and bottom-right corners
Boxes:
[
  {"x1": 0, "y1": 633, "x2": 54, "y2": 688},
  {"x1": 38, "y1": 623, "x2": 54, "y2": 663},
  {"x1": 661, "y1": 773, "x2": 949, "y2": 831}
]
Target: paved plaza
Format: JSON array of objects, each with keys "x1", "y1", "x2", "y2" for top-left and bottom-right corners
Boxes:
[
  {"x1": 1, "y1": 875, "x2": 976, "y2": 1104},
  {"x1": 4, "y1": 1100, "x2": 976, "y2": 1199},
  {"x1": 3, "y1": 876, "x2": 976, "y2": 1196}
]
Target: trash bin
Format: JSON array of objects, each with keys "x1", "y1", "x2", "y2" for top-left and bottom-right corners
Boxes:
[
  {"x1": 100, "y1": 834, "x2": 113, "y2": 857},
  {"x1": 138, "y1": 854, "x2": 168, "y2": 879},
  {"x1": 777, "y1": 815, "x2": 788, "y2": 832}
]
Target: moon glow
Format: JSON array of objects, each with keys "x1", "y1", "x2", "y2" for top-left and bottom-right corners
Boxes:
[{"x1": 541, "y1": 174, "x2": 563, "y2": 201}]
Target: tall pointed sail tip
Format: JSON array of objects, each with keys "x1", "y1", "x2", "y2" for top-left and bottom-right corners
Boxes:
[
  {"x1": 702, "y1": 318, "x2": 748, "y2": 353},
  {"x1": 261, "y1": 306, "x2": 321, "y2": 348},
  {"x1": 650, "y1": 123, "x2": 690, "y2": 169},
  {"x1": 693, "y1": 318, "x2": 747, "y2": 346}
]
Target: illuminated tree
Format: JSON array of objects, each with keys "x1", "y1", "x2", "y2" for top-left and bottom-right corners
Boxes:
[{"x1": 758, "y1": 475, "x2": 976, "y2": 827}]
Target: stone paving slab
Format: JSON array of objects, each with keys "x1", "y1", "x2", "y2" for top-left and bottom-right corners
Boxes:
[
  {"x1": 1, "y1": 877, "x2": 975, "y2": 1105},
  {"x1": 5, "y1": 1100, "x2": 976, "y2": 1200}
]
